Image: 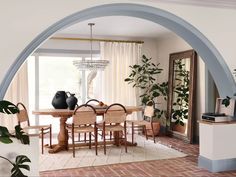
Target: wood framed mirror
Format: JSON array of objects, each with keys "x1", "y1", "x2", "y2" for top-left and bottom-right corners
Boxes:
[{"x1": 167, "y1": 49, "x2": 197, "y2": 143}]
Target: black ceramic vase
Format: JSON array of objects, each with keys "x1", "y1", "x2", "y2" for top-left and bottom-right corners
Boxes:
[
  {"x1": 52, "y1": 91, "x2": 68, "y2": 109},
  {"x1": 66, "y1": 92, "x2": 78, "y2": 110}
]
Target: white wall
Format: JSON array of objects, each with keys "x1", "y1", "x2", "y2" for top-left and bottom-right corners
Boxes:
[
  {"x1": 200, "y1": 123, "x2": 236, "y2": 160},
  {"x1": 1, "y1": 1, "x2": 236, "y2": 85}
]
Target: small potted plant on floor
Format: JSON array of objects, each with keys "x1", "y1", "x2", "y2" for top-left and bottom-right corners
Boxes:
[{"x1": 125, "y1": 55, "x2": 168, "y2": 136}]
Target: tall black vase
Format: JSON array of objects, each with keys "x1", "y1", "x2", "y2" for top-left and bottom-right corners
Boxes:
[
  {"x1": 66, "y1": 92, "x2": 78, "y2": 110},
  {"x1": 52, "y1": 91, "x2": 68, "y2": 109}
]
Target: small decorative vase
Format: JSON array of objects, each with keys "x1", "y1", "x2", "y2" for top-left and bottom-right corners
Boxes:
[
  {"x1": 52, "y1": 91, "x2": 68, "y2": 109},
  {"x1": 66, "y1": 92, "x2": 78, "y2": 110}
]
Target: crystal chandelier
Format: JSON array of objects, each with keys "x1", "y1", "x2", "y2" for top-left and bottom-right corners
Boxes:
[{"x1": 73, "y1": 23, "x2": 109, "y2": 71}]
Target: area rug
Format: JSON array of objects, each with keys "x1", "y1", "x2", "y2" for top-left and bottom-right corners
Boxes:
[{"x1": 39, "y1": 135, "x2": 186, "y2": 171}]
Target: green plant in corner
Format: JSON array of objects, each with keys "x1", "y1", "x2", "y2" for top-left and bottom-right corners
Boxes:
[
  {"x1": 0, "y1": 100, "x2": 31, "y2": 177},
  {"x1": 124, "y1": 55, "x2": 168, "y2": 119}
]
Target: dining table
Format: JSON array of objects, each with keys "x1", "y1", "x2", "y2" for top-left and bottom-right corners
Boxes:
[{"x1": 32, "y1": 106, "x2": 142, "y2": 153}]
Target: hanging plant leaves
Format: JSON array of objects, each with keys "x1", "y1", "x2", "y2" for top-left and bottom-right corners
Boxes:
[
  {"x1": 0, "y1": 100, "x2": 19, "y2": 114},
  {"x1": 0, "y1": 126, "x2": 13, "y2": 144},
  {"x1": 11, "y1": 155, "x2": 31, "y2": 177},
  {"x1": 15, "y1": 125, "x2": 30, "y2": 145}
]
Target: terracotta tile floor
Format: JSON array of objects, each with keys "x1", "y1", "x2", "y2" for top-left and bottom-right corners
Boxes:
[{"x1": 40, "y1": 136, "x2": 236, "y2": 177}]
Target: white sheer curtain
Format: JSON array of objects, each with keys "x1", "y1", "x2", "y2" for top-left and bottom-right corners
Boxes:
[
  {"x1": 99, "y1": 42, "x2": 142, "y2": 112},
  {"x1": 0, "y1": 62, "x2": 29, "y2": 131}
]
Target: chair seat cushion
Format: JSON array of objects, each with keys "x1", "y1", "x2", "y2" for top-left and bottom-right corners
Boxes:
[
  {"x1": 22, "y1": 125, "x2": 50, "y2": 136},
  {"x1": 67, "y1": 125, "x2": 95, "y2": 133},
  {"x1": 127, "y1": 120, "x2": 150, "y2": 126},
  {"x1": 23, "y1": 125, "x2": 50, "y2": 130},
  {"x1": 97, "y1": 124, "x2": 124, "y2": 132}
]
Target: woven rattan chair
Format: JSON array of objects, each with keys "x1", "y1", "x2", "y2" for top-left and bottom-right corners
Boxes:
[
  {"x1": 97, "y1": 103, "x2": 127, "y2": 155},
  {"x1": 127, "y1": 100, "x2": 156, "y2": 144},
  {"x1": 16, "y1": 102, "x2": 52, "y2": 154},
  {"x1": 66, "y1": 104, "x2": 98, "y2": 157}
]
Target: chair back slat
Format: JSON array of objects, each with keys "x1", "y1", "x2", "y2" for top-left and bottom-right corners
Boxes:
[
  {"x1": 104, "y1": 103, "x2": 127, "y2": 124},
  {"x1": 104, "y1": 111, "x2": 126, "y2": 124},
  {"x1": 16, "y1": 102, "x2": 29, "y2": 125},
  {"x1": 72, "y1": 104, "x2": 96, "y2": 125},
  {"x1": 73, "y1": 112, "x2": 96, "y2": 125},
  {"x1": 17, "y1": 109, "x2": 29, "y2": 122},
  {"x1": 144, "y1": 105, "x2": 154, "y2": 118}
]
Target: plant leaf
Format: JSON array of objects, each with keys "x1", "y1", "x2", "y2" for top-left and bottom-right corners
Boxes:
[
  {"x1": 222, "y1": 97, "x2": 231, "y2": 107},
  {"x1": 11, "y1": 155, "x2": 31, "y2": 177},
  {"x1": 180, "y1": 121, "x2": 185, "y2": 126},
  {"x1": 0, "y1": 100, "x2": 19, "y2": 114},
  {"x1": 15, "y1": 125, "x2": 30, "y2": 145},
  {"x1": 0, "y1": 136, "x2": 13, "y2": 144},
  {"x1": 0, "y1": 126, "x2": 13, "y2": 144}
]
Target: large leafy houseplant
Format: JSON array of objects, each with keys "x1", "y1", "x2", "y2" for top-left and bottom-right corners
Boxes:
[
  {"x1": 124, "y1": 55, "x2": 168, "y2": 119},
  {"x1": 171, "y1": 59, "x2": 190, "y2": 126},
  {"x1": 0, "y1": 100, "x2": 31, "y2": 177}
]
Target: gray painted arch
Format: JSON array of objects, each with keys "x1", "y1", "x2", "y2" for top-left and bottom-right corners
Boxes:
[{"x1": 0, "y1": 3, "x2": 235, "y2": 99}]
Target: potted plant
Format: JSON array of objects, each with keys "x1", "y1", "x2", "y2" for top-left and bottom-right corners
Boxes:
[
  {"x1": 171, "y1": 59, "x2": 190, "y2": 133},
  {"x1": 124, "y1": 55, "x2": 168, "y2": 136},
  {"x1": 0, "y1": 100, "x2": 31, "y2": 177}
]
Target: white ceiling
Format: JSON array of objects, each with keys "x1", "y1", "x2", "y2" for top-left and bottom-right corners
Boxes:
[
  {"x1": 55, "y1": 0, "x2": 236, "y2": 39},
  {"x1": 56, "y1": 16, "x2": 171, "y2": 39}
]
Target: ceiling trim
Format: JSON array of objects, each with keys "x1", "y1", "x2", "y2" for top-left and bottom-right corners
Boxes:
[{"x1": 149, "y1": 0, "x2": 236, "y2": 9}]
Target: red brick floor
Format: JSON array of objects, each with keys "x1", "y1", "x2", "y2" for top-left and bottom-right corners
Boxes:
[{"x1": 40, "y1": 136, "x2": 236, "y2": 177}]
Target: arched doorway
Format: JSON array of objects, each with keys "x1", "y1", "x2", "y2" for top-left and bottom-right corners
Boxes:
[{"x1": 0, "y1": 3, "x2": 235, "y2": 99}]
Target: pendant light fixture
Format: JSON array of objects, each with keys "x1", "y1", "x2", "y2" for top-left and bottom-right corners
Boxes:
[{"x1": 73, "y1": 23, "x2": 109, "y2": 70}]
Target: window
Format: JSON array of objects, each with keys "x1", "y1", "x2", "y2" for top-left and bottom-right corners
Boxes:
[{"x1": 28, "y1": 54, "x2": 101, "y2": 132}]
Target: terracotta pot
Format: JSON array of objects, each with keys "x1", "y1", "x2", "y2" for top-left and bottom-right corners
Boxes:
[
  {"x1": 145, "y1": 121, "x2": 161, "y2": 136},
  {"x1": 172, "y1": 123, "x2": 186, "y2": 134}
]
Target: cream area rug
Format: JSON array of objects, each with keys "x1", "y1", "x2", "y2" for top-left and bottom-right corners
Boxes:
[{"x1": 39, "y1": 135, "x2": 186, "y2": 171}]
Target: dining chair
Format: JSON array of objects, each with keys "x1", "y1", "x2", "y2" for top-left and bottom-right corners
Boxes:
[
  {"x1": 16, "y1": 102, "x2": 52, "y2": 154},
  {"x1": 127, "y1": 100, "x2": 156, "y2": 144},
  {"x1": 86, "y1": 99, "x2": 111, "y2": 140},
  {"x1": 97, "y1": 103, "x2": 127, "y2": 155},
  {"x1": 66, "y1": 104, "x2": 98, "y2": 157},
  {"x1": 85, "y1": 99, "x2": 100, "y2": 105}
]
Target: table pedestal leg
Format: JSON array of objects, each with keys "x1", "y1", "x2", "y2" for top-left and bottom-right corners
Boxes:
[
  {"x1": 49, "y1": 117, "x2": 68, "y2": 153},
  {"x1": 113, "y1": 131, "x2": 137, "y2": 146}
]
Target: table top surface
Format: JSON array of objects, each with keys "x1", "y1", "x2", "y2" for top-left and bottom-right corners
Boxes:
[{"x1": 32, "y1": 106, "x2": 142, "y2": 117}]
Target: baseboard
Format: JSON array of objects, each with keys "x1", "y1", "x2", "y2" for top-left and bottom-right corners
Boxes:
[{"x1": 198, "y1": 155, "x2": 236, "y2": 172}]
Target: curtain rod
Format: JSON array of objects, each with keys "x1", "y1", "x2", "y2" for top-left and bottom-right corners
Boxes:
[{"x1": 51, "y1": 37, "x2": 144, "y2": 44}]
